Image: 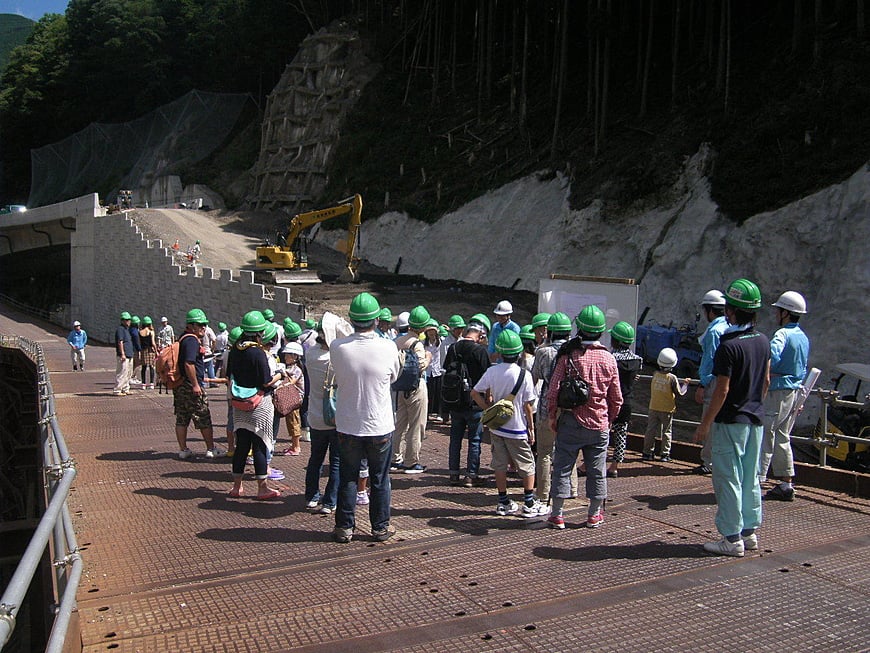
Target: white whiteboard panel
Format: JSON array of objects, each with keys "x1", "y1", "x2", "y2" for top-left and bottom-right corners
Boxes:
[{"x1": 538, "y1": 276, "x2": 639, "y2": 348}]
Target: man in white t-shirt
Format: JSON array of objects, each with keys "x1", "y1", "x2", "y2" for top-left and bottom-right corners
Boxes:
[
  {"x1": 472, "y1": 330, "x2": 549, "y2": 519},
  {"x1": 329, "y1": 292, "x2": 401, "y2": 544}
]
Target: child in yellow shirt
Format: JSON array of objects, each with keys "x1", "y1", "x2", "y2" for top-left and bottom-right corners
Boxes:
[{"x1": 643, "y1": 348, "x2": 689, "y2": 462}]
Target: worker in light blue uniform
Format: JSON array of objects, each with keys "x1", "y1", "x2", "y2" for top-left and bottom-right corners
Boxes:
[
  {"x1": 488, "y1": 300, "x2": 521, "y2": 363},
  {"x1": 693, "y1": 290, "x2": 729, "y2": 474},
  {"x1": 758, "y1": 291, "x2": 810, "y2": 501}
]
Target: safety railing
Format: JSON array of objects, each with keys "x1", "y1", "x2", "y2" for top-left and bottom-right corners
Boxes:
[
  {"x1": 0, "y1": 335, "x2": 82, "y2": 653},
  {"x1": 633, "y1": 372, "x2": 870, "y2": 471}
]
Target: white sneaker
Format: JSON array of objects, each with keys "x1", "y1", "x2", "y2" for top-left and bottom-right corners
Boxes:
[
  {"x1": 495, "y1": 500, "x2": 519, "y2": 516},
  {"x1": 703, "y1": 537, "x2": 745, "y2": 557},
  {"x1": 521, "y1": 500, "x2": 551, "y2": 518},
  {"x1": 356, "y1": 491, "x2": 370, "y2": 505},
  {"x1": 178, "y1": 448, "x2": 194, "y2": 460},
  {"x1": 306, "y1": 499, "x2": 320, "y2": 510},
  {"x1": 742, "y1": 533, "x2": 759, "y2": 551},
  {"x1": 205, "y1": 448, "x2": 223, "y2": 459}
]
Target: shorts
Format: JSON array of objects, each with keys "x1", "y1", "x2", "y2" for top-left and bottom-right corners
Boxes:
[
  {"x1": 173, "y1": 381, "x2": 212, "y2": 429},
  {"x1": 490, "y1": 435, "x2": 535, "y2": 477}
]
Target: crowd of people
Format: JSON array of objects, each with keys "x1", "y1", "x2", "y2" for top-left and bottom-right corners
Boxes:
[{"x1": 84, "y1": 276, "x2": 809, "y2": 553}]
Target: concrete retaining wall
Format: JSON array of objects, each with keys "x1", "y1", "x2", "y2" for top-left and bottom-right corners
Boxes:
[{"x1": 70, "y1": 212, "x2": 303, "y2": 342}]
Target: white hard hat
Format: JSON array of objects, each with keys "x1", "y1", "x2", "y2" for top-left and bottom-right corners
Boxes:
[
  {"x1": 657, "y1": 348, "x2": 678, "y2": 369},
  {"x1": 73, "y1": 320, "x2": 81, "y2": 326},
  {"x1": 772, "y1": 291, "x2": 807, "y2": 314},
  {"x1": 700, "y1": 290, "x2": 726, "y2": 307},
  {"x1": 281, "y1": 342, "x2": 304, "y2": 356},
  {"x1": 396, "y1": 311, "x2": 410, "y2": 329},
  {"x1": 493, "y1": 300, "x2": 513, "y2": 315},
  {"x1": 161, "y1": 316, "x2": 168, "y2": 322}
]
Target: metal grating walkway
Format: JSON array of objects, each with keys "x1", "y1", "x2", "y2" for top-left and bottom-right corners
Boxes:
[{"x1": 2, "y1": 308, "x2": 869, "y2": 653}]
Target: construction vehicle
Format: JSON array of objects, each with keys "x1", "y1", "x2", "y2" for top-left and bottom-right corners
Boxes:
[
  {"x1": 812, "y1": 363, "x2": 870, "y2": 471},
  {"x1": 254, "y1": 194, "x2": 363, "y2": 284}
]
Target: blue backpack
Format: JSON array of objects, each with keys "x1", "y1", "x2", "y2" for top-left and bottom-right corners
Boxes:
[{"x1": 392, "y1": 344, "x2": 421, "y2": 393}]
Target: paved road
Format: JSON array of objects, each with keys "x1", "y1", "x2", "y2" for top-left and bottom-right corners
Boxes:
[{"x1": 2, "y1": 307, "x2": 869, "y2": 653}]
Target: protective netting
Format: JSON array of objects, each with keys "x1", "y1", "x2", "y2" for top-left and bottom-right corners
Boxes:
[{"x1": 28, "y1": 89, "x2": 251, "y2": 208}]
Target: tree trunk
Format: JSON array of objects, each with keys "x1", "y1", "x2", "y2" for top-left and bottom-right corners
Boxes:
[
  {"x1": 551, "y1": 0, "x2": 569, "y2": 160},
  {"x1": 671, "y1": 0, "x2": 682, "y2": 109},
  {"x1": 639, "y1": 0, "x2": 655, "y2": 117}
]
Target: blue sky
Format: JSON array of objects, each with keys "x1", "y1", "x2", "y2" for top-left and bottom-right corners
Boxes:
[{"x1": 0, "y1": 1, "x2": 69, "y2": 21}]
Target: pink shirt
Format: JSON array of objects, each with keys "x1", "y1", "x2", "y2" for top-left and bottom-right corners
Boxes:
[{"x1": 546, "y1": 341, "x2": 623, "y2": 431}]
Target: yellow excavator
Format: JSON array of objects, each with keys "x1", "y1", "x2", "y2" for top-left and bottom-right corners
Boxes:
[{"x1": 254, "y1": 194, "x2": 363, "y2": 284}]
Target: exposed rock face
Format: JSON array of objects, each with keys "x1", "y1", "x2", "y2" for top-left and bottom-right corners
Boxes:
[
  {"x1": 314, "y1": 145, "x2": 867, "y2": 380},
  {"x1": 248, "y1": 22, "x2": 380, "y2": 213}
]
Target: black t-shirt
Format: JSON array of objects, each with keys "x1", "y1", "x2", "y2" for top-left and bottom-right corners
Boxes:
[
  {"x1": 226, "y1": 344, "x2": 272, "y2": 390},
  {"x1": 179, "y1": 332, "x2": 205, "y2": 384},
  {"x1": 712, "y1": 328, "x2": 770, "y2": 425},
  {"x1": 444, "y1": 338, "x2": 491, "y2": 385}
]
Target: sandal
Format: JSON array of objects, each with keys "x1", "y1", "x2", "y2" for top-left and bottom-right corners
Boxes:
[
  {"x1": 228, "y1": 488, "x2": 244, "y2": 497},
  {"x1": 256, "y1": 489, "x2": 281, "y2": 501},
  {"x1": 280, "y1": 447, "x2": 301, "y2": 456}
]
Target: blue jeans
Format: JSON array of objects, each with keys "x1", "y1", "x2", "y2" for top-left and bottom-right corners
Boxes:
[
  {"x1": 305, "y1": 428, "x2": 340, "y2": 508},
  {"x1": 336, "y1": 433, "x2": 392, "y2": 532},
  {"x1": 448, "y1": 408, "x2": 483, "y2": 477},
  {"x1": 551, "y1": 412, "x2": 608, "y2": 501}
]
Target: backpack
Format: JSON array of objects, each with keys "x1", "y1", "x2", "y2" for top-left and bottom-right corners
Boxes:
[
  {"x1": 155, "y1": 333, "x2": 196, "y2": 389},
  {"x1": 441, "y1": 350, "x2": 471, "y2": 410},
  {"x1": 392, "y1": 342, "x2": 421, "y2": 393}
]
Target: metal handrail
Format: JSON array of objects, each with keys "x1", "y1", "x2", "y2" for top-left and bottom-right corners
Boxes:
[{"x1": 0, "y1": 335, "x2": 82, "y2": 653}]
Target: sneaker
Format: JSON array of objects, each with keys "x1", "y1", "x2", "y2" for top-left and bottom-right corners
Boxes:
[
  {"x1": 742, "y1": 533, "x2": 759, "y2": 551},
  {"x1": 606, "y1": 469, "x2": 619, "y2": 478},
  {"x1": 333, "y1": 527, "x2": 353, "y2": 544},
  {"x1": 356, "y1": 491, "x2": 369, "y2": 505},
  {"x1": 178, "y1": 448, "x2": 194, "y2": 460},
  {"x1": 318, "y1": 505, "x2": 335, "y2": 515},
  {"x1": 659, "y1": 455, "x2": 672, "y2": 463},
  {"x1": 148, "y1": 383, "x2": 155, "y2": 390},
  {"x1": 765, "y1": 485, "x2": 795, "y2": 501},
  {"x1": 389, "y1": 462, "x2": 405, "y2": 472},
  {"x1": 73, "y1": 365, "x2": 77, "y2": 371},
  {"x1": 306, "y1": 499, "x2": 320, "y2": 510},
  {"x1": 642, "y1": 453, "x2": 654, "y2": 461},
  {"x1": 495, "y1": 500, "x2": 519, "y2": 516},
  {"x1": 449, "y1": 474, "x2": 462, "y2": 486},
  {"x1": 587, "y1": 510, "x2": 605, "y2": 528},
  {"x1": 703, "y1": 537, "x2": 745, "y2": 557},
  {"x1": 462, "y1": 476, "x2": 474, "y2": 488},
  {"x1": 205, "y1": 447, "x2": 223, "y2": 459},
  {"x1": 547, "y1": 514, "x2": 566, "y2": 530},
  {"x1": 693, "y1": 463, "x2": 713, "y2": 475},
  {"x1": 521, "y1": 501, "x2": 551, "y2": 518},
  {"x1": 372, "y1": 524, "x2": 396, "y2": 542},
  {"x1": 268, "y1": 468, "x2": 285, "y2": 480},
  {"x1": 404, "y1": 463, "x2": 426, "y2": 474}
]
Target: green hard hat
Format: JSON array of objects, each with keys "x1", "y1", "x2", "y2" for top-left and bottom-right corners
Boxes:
[
  {"x1": 409, "y1": 305, "x2": 431, "y2": 330},
  {"x1": 305, "y1": 318, "x2": 317, "y2": 329},
  {"x1": 262, "y1": 308, "x2": 275, "y2": 321},
  {"x1": 519, "y1": 324, "x2": 536, "y2": 341},
  {"x1": 575, "y1": 305, "x2": 606, "y2": 334},
  {"x1": 448, "y1": 314, "x2": 466, "y2": 329},
  {"x1": 142, "y1": 316, "x2": 153, "y2": 326},
  {"x1": 469, "y1": 313, "x2": 492, "y2": 332},
  {"x1": 284, "y1": 320, "x2": 302, "y2": 339},
  {"x1": 349, "y1": 292, "x2": 381, "y2": 322},
  {"x1": 495, "y1": 329, "x2": 523, "y2": 355},
  {"x1": 438, "y1": 325, "x2": 449, "y2": 338},
  {"x1": 217, "y1": 321, "x2": 227, "y2": 331},
  {"x1": 120, "y1": 311, "x2": 132, "y2": 321},
  {"x1": 725, "y1": 278, "x2": 762, "y2": 310},
  {"x1": 378, "y1": 308, "x2": 393, "y2": 322},
  {"x1": 547, "y1": 312, "x2": 572, "y2": 334},
  {"x1": 228, "y1": 326, "x2": 243, "y2": 346},
  {"x1": 131, "y1": 315, "x2": 141, "y2": 325},
  {"x1": 609, "y1": 321, "x2": 636, "y2": 344},
  {"x1": 186, "y1": 308, "x2": 208, "y2": 325},
  {"x1": 425, "y1": 317, "x2": 439, "y2": 328},
  {"x1": 263, "y1": 321, "x2": 278, "y2": 342},
  {"x1": 531, "y1": 312, "x2": 551, "y2": 329},
  {"x1": 240, "y1": 310, "x2": 267, "y2": 332}
]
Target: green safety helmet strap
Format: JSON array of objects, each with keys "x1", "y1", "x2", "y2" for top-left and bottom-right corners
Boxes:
[
  {"x1": 575, "y1": 305, "x2": 606, "y2": 334},
  {"x1": 725, "y1": 278, "x2": 762, "y2": 310},
  {"x1": 186, "y1": 308, "x2": 209, "y2": 324},
  {"x1": 495, "y1": 330, "x2": 523, "y2": 355}
]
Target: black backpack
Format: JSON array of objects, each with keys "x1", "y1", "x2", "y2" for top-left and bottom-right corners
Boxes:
[
  {"x1": 441, "y1": 352, "x2": 472, "y2": 410},
  {"x1": 392, "y1": 344, "x2": 421, "y2": 393}
]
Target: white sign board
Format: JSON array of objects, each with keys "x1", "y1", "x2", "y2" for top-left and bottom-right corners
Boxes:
[{"x1": 538, "y1": 276, "x2": 639, "y2": 348}]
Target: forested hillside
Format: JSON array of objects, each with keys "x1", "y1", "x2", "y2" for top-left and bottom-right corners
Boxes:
[
  {"x1": 0, "y1": 14, "x2": 34, "y2": 72},
  {"x1": 1, "y1": 0, "x2": 868, "y2": 223}
]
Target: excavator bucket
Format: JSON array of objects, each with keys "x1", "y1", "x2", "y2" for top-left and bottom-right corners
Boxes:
[
  {"x1": 336, "y1": 265, "x2": 358, "y2": 283},
  {"x1": 254, "y1": 269, "x2": 322, "y2": 285}
]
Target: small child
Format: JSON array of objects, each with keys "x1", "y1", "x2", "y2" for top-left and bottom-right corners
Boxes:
[
  {"x1": 643, "y1": 348, "x2": 689, "y2": 462},
  {"x1": 279, "y1": 342, "x2": 305, "y2": 456},
  {"x1": 608, "y1": 322, "x2": 643, "y2": 476}
]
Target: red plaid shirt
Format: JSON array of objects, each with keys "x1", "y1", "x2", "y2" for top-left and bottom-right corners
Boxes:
[{"x1": 546, "y1": 341, "x2": 623, "y2": 431}]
